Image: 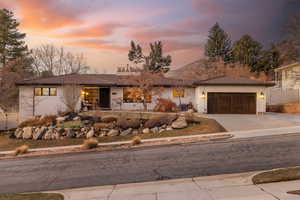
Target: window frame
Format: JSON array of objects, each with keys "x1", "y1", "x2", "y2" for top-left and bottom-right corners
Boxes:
[
  {"x1": 34, "y1": 87, "x2": 57, "y2": 96},
  {"x1": 123, "y1": 88, "x2": 152, "y2": 103}
]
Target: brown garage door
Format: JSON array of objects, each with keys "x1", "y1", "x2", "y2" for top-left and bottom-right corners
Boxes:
[{"x1": 208, "y1": 93, "x2": 256, "y2": 114}]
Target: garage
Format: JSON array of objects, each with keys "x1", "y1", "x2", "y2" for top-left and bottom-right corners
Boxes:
[{"x1": 207, "y1": 92, "x2": 257, "y2": 114}]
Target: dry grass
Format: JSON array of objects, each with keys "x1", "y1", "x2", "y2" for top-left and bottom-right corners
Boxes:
[
  {"x1": 14, "y1": 145, "x2": 29, "y2": 156},
  {"x1": 252, "y1": 167, "x2": 300, "y2": 184},
  {"x1": 81, "y1": 138, "x2": 98, "y2": 150},
  {"x1": 18, "y1": 115, "x2": 57, "y2": 128},
  {"x1": 0, "y1": 193, "x2": 64, "y2": 200},
  {"x1": 131, "y1": 136, "x2": 142, "y2": 145}
]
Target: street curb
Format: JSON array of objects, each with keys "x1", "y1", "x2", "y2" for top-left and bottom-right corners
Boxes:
[{"x1": 0, "y1": 133, "x2": 232, "y2": 155}]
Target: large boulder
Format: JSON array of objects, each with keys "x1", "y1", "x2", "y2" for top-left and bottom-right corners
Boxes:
[
  {"x1": 22, "y1": 127, "x2": 33, "y2": 139},
  {"x1": 33, "y1": 126, "x2": 47, "y2": 140},
  {"x1": 142, "y1": 128, "x2": 150, "y2": 134},
  {"x1": 150, "y1": 127, "x2": 159, "y2": 134},
  {"x1": 86, "y1": 128, "x2": 95, "y2": 138},
  {"x1": 171, "y1": 117, "x2": 188, "y2": 129},
  {"x1": 56, "y1": 116, "x2": 67, "y2": 123},
  {"x1": 107, "y1": 129, "x2": 119, "y2": 137},
  {"x1": 116, "y1": 118, "x2": 140, "y2": 129},
  {"x1": 144, "y1": 115, "x2": 178, "y2": 128}
]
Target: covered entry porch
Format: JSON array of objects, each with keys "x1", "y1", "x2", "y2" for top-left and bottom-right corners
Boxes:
[{"x1": 81, "y1": 87, "x2": 111, "y2": 110}]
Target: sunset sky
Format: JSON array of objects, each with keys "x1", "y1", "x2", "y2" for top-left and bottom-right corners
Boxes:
[{"x1": 1, "y1": 0, "x2": 299, "y2": 73}]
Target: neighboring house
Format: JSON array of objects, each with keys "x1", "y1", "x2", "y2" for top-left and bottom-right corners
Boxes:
[
  {"x1": 274, "y1": 62, "x2": 300, "y2": 89},
  {"x1": 266, "y1": 62, "x2": 300, "y2": 105},
  {"x1": 16, "y1": 74, "x2": 274, "y2": 122}
]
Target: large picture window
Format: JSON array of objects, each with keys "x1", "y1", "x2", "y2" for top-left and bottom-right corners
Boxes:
[
  {"x1": 34, "y1": 88, "x2": 57, "y2": 96},
  {"x1": 123, "y1": 88, "x2": 152, "y2": 103}
]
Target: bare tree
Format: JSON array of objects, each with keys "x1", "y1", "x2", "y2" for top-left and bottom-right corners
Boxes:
[
  {"x1": 31, "y1": 44, "x2": 90, "y2": 77},
  {"x1": 61, "y1": 84, "x2": 81, "y2": 113},
  {"x1": 127, "y1": 70, "x2": 164, "y2": 111}
]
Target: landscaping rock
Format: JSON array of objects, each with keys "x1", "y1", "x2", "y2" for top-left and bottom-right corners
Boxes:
[
  {"x1": 171, "y1": 117, "x2": 187, "y2": 129},
  {"x1": 120, "y1": 128, "x2": 132, "y2": 136},
  {"x1": 56, "y1": 116, "x2": 66, "y2": 123},
  {"x1": 73, "y1": 116, "x2": 81, "y2": 121},
  {"x1": 142, "y1": 128, "x2": 150, "y2": 134},
  {"x1": 150, "y1": 127, "x2": 159, "y2": 134},
  {"x1": 65, "y1": 128, "x2": 75, "y2": 138},
  {"x1": 86, "y1": 128, "x2": 95, "y2": 138},
  {"x1": 159, "y1": 128, "x2": 165, "y2": 133},
  {"x1": 144, "y1": 115, "x2": 178, "y2": 128},
  {"x1": 107, "y1": 129, "x2": 119, "y2": 136},
  {"x1": 132, "y1": 130, "x2": 139, "y2": 135},
  {"x1": 33, "y1": 126, "x2": 47, "y2": 140},
  {"x1": 14, "y1": 128, "x2": 23, "y2": 139},
  {"x1": 43, "y1": 128, "x2": 54, "y2": 140},
  {"x1": 166, "y1": 126, "x2": 173, "y2": 131},
  {"x1": 22, "y1": 127, "x2": 33, "y2": 139}
]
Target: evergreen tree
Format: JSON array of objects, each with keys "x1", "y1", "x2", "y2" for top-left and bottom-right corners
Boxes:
[
  {"x1": 255, "y1": 45, "x2": 281, "y2": 72},
  {"x1": 205, "y1": 23, "x2": 232, "y2": 63},
  {"x1": 128, "y1": 41, "x2": 171, "y2": 73},
  {"x1": 232, "y1": 34, "x2": 262, "y2": 71},
  {"x1": 0, "y1": 9, "x2": 28, "y2": 66}
]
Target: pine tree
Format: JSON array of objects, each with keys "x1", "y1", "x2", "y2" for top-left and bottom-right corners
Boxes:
[
  {"x1": 0, "y1": 9, "x2": 28, "y2": 66},
  {"x1": 255, "y1": 45, "x2": 281, "y2": 72},
  {"x1": 128, "y1": 41, "x2": 171, "y2": 73},
  {"x1": 232, "y1": 34, "x2": 262, "y2": 71},
  {"x1": 205, "y1": 23, "x2": 232, "y2": 63}
]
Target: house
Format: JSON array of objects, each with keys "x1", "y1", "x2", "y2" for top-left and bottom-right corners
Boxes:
[
  {"x1": 274, "y1": 62, "x2": 300, "y2": 89},
  {"x1": 16, "y1": 74, "x2": 274, "y2": 122},
  {"x1": 266, "y1": 62, "x2": 300, "y2": 105}
]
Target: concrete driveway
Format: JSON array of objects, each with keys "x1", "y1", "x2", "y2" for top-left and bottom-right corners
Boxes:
[{"x1": 203, "y1": 113, "x2": 300, "y2": 131}]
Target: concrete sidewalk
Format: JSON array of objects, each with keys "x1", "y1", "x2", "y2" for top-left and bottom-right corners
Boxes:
[
  {"x1": 2, "y1": 126, "x2": 300, "y2": 155},
  {"x1": 53, "y1": 172, "x2": 300, "y2": 200}
]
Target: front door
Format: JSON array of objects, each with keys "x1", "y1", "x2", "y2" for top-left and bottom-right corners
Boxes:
[{"x1": 99, "y1": 88, "x2": 111, "y2": 109}]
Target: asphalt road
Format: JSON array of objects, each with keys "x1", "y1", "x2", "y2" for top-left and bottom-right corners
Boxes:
[{"x1": 1, "y1": 134, "x2": 300, "y2": 194}]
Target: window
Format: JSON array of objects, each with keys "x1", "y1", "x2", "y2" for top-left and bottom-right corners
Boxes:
[
  {"x1": 123, "y1": 88, "x2": 152, "y2": 103},
  {"x1": 34, "y1": 88, "x2": 57, "y2": 96},
  {"x1": 34, "y1": 88, "x2": 42, "y2": 96},
  {"x1": 173, "y1": 88, "x2": 185, "y2": 98},
  {"x1": 50, "y1": 88, "x2": 57, "y2": 96}
]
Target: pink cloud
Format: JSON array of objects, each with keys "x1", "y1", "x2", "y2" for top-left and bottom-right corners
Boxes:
[
  {"x1": 65, "y1": 39, "x2": 128, "y2": 52},
  {"x1": 54, "y1": 23, "x2": 124, "y2": 39}
]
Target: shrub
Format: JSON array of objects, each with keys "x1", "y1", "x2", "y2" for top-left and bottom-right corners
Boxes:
[
  {"x1": 59, "y1": 120, "x2": 82, "y2": 128},
  {"x1": 131, "y1": 136, "x2": 142, "y2": 146},
  {"x1": 116, "y1": 118, "x2": 140, "y2": 129},
  {"x1": 94, "y1": 122, "x2": 114, "y2": 131},
  {"x1": 101, "y1": 116, "x2": 118, "y2": 123},
  {"x1": 81, "y1": 138, "x2": 99, "y2": 150},
  {"x1": 19, "y1": 115, "x2": 57, "y2": 128},
  {"x1": 154, "y1": 98, "x2": 178, "y2": 112},
  {"x1": 144, "y1": 115, "x2": 178, "y2": 128},
  {"x1": 14, "y1": 145, "x2": 29, "y2": 156}
]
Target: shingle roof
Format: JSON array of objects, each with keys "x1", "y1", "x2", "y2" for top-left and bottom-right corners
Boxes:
[
  {"x1": 16, "y1": 74, "x2": 194, "y2": 87},
  {"x1": 16, "y1": 74, "x2": 274, "y2": 87},
  {"x1": 194, "y1": 76, "x2": 275, "y2": 86}
]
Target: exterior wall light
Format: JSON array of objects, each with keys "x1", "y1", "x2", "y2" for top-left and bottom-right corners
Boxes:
[
  {"x1": 260, "y1": 92, "x2": 265, "y2": 99},
  {"x1": 201, "y1": 91, "x2": 206, "y2": 99}
]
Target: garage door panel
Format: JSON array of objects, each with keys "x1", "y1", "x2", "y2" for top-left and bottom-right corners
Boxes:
[{"x1": 208, "y1": 93, "x2": 256, "y2": 114}]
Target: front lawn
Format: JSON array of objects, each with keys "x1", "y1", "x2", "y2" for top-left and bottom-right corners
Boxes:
[
  {"x1": 0, "y1": 117, "x2": 225, "y2": 152},
  {"x1": 0, "y1": 193, "x2": 63, "y2": 200},
  {"x1": 252, "y1": 167, "x2": 300, "y2": 184}
]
